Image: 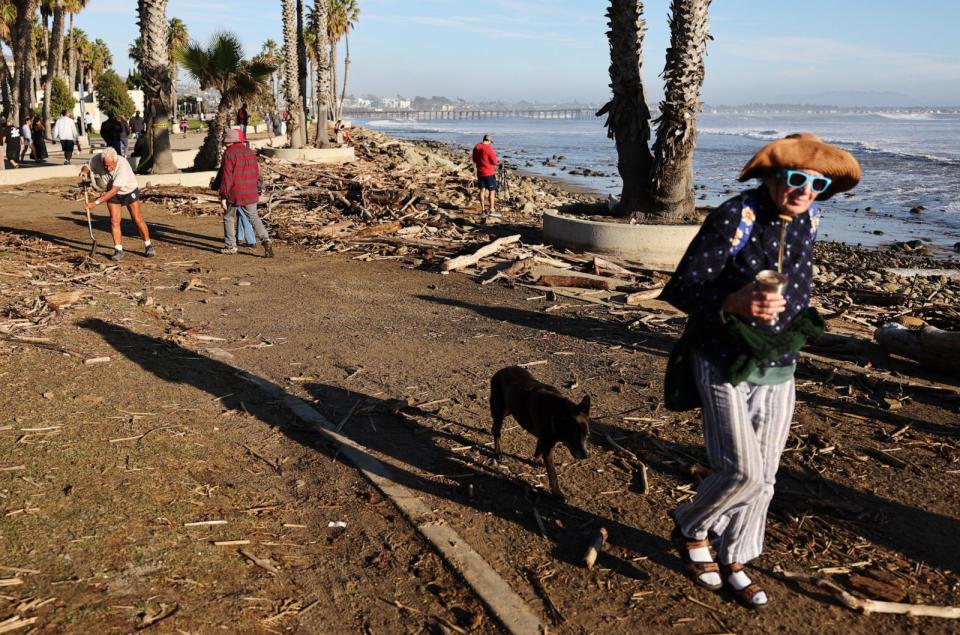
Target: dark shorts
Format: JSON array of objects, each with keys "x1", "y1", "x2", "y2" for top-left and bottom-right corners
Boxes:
[
  {"x1": 477, "y1": 174, "x2": 498, "y2": 190},
  {"x1": 106, "y1": 189, "x2": 140, "y2": 206}
]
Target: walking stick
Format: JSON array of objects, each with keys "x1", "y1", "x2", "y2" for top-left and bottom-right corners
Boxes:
[{"x1": 81, "y1": 180, "x2": 97, "y2": 257}]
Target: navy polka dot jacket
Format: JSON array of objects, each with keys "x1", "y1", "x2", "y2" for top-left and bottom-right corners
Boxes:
[{"x1": 660, "y1": 187, "x2": 819, "y2": 368}]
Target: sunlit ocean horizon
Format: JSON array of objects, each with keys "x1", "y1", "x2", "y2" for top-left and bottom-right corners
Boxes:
[{"x1": 357, "y1": 110, "x2": 960, "y2": 249}]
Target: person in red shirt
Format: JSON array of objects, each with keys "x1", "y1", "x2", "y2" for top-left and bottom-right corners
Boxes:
[
  {"x1": 471, "y1": 134, "x2": 500, "y2": 215},
  {"x1": 211, "y1": 128, "x2": 274, "y2": 257}
]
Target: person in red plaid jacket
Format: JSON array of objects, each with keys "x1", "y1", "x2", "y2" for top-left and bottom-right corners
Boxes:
[{"x1": 213, "y1": 128, "x2": 275, "y2": 257}]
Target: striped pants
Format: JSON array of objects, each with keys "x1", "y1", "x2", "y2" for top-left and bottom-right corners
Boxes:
[{"x1": 673, "y1": 351, "x2": 795, "y2": 565}]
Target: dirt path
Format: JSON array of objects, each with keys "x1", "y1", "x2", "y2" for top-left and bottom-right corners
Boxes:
[{"x1": 1, "y1": 187, "x2": 959, "y2": 633}]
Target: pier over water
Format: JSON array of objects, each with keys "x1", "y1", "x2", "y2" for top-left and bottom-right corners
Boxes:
[{"x1": 342, "y1": 108, "x2": 596, "y2": 121}]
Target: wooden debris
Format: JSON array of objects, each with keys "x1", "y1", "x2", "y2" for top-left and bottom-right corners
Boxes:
[
  {"x1": 777, "y1": 568, "x2": 960, "y2": 618},
  {"x1": 83, "y1": 356, "x2": 111, "y2": 365},
  {"x1": 534, "y1": 266, "x2": 624, "y2": 291},
  {"x1": 43, "y1": 290, "x2": 82, "y2": 311},
  {"x1": 581, "y1": 526, "x2": 608, "y2": 569},
  {"x1": 239, "y1": 549, "x2": 280, "y2": 575},
  {"x1": 135, "y1": 603, "x2": 178, "y2": 630},
  {"x1": 874, "y1": 323, "x2": 960, "y2": 372},
  {"x1": 442, "y1": 234, "x2": 521, "y2": 272},
  {"x1": 625, "y1": 287, "x2": 664, "y2": 304},
  {"x1": 0, "y1": 615, "x2": 38, "y2": 634}
]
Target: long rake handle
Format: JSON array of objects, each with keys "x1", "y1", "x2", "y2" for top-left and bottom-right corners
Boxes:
[{"x1": 82, "y1": 185, "x2": 97, "y2": 255}]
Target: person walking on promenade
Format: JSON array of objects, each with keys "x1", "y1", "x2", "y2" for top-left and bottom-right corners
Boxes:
[
  {"x1": 100, "y1": 113, "x2": 124, "y2": 156},
  {"x1": 84, "y1": 111, "x2": 93, "y2": 134},
  {"x1": 660, "y1": 133, "x2": 860, "y2": 610},
  {"x1": 4, "y1": 117, "x2": 24, "y2": 168},
  {"x1": 80, "y1": 147, "x2": 156, "y2": 262},
  {"x1": 19, "y1": 118, "x2": 31, "y2": 162},
  {"x1": 119, "y1": 115, "x2": 131, "y2": 157},
  {"x1": 471, "y1": 134, "x2": 500, "y2": 216},
  {"x1": 129, "y1": 111, "x2": 145, "y2": 141},
  {"x1": 53, "y1": 110, "x2": 79, "y2": 164},
  {"x1": 236, "y1": 103, "x2": 249, "y2": 138},
  {"x1": 30, "y1": 116, "x2": 48, "y2": 162},
  {"x1": 213, "y1": 128, "x2": 274, "y2": 257}
]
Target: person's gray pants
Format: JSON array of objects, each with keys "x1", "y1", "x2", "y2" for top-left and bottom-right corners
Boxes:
[
  {"x1": 223, "y1": 203, "x2": 270, "y2": 249},
  {"x1": 673, "y1": 350, "x2": 795, "y2": 565}
]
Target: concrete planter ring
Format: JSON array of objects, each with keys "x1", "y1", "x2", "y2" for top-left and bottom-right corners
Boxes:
[{"x1": 542, "y1": 209, "x2": 700, "y2": 271}]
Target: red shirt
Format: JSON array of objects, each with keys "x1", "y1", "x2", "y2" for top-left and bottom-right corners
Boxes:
[
  {"x1": 472, "y1": 143, "x2": 498, "y2": 177},
  {"x1": 219, "y1": 143, "x2": 260, "y2": 206}
]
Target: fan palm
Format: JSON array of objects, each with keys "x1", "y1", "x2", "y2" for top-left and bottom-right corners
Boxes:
[
  {"x1": 327, "y1": 0, "x2": 357, "y2": 120},
  {"x1": 280, "y1": 0, "x2": 302, "y2": 148},
  {"x1": 62, "y1": 0, "x2": 87, "y2": 87},
  {"x1": 259, "y1": 38, "x2": 280, "y2": 106},
  {"x1": 648, "y1": 0, "x2": 711, "y2": 219},
  {"x1": 176, "y1": 31, "x2": 275, "y2": 170},
  {"x1": 136, "y1": 0, "x2": 177, "y2": 174},
  {"x1": 596, "y1": 0, "x2": 654, "y2": 215},
  {"x1": 166, "y1": 17, "x2": 187, "y2": 114}
]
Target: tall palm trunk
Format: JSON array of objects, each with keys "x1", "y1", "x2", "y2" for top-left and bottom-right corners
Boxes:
[
  {"x1": 312, "y1": 0, "x2": 330, "y2": 148},
  {"x1": 329, "y1": 41, "x2": 337, "y2": 120},
  {"x1": 281, "y1": 0, "x2": 302, "y2": 148},
  {"x1": 65, "y1": 12, "x2": 74, "y2": 85},
  {"x1": 648, "y1": 0, "x2": 711, "y2": 220},
  {"x1": 137, "y1": 0, "x2": 178, "y2": 174},
  {"x1": 170, "y1": 62, "x2": 177, "y2": 116},
  {"x1": 338, "y1": 32, "x2": 350, "y2": 120},
  {"x1": 12, "y1": 0, "x2": 38, "y2": 123},
  {"x1": 596, "y1": 0, "x2": 653, "y2": 216},
  {"x1": 296, "y1": 0, "x2": 308, "y2": 145},
  {"x1": 0, "y1": 56, "x2": 13, "y2": 116},
  {"x1": 43, "y1": 2, "x2": 65, "y2": 136},
  {"x1": 193, "y1": 96, "x2": 229, "y2": 171}
]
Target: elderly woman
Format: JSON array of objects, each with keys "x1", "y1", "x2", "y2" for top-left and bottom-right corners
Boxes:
[{"x1": 659, "y1": 133, "x2": 860, "y2": 609}]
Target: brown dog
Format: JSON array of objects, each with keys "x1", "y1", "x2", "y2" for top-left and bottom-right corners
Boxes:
[{"x1": 490, "y1": 366, "x2": 590, "y2": 498}]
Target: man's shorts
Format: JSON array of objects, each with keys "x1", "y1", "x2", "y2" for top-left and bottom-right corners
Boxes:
[
  {"x1": 106, "y1": 189, "x2": 140, "y2": 206},
  {"x1": 477, "y1": 174, "x2": 498, "y2": 190}
]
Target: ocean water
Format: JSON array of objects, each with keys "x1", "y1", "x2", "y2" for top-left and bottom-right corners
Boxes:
[{"x1": 357, "y1": 111, "x2": 960, "y2": 249}]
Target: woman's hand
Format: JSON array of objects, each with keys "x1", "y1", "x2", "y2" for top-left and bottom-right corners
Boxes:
[{"x1": 722, "y1": 282, "x2": 786, "y2": 322}]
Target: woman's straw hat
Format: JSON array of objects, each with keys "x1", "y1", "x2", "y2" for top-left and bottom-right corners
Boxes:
[{"x1": 738, "y1": 133, "x2": 861, "y2": 200}]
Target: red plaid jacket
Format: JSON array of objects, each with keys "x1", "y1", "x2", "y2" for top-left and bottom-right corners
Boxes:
[{"x1": 219, "y1": 143, "x2": 260, "y2": 206}]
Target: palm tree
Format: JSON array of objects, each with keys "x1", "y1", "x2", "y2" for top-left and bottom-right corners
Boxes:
[
  {"x1": 0, "y1": 1, "x2": 17, "y2": 115},
  {"x1": 136, "y1": 0, "x2": 177, "y2": 174},
  {"x1": 62, "y1": 0, "x2": 87, "y2": 87},
  {"x1": 327, "y1": 0, "x2": 358, "y2": 120},
  {"x1": 596, "y1": 0, "x2": 654, "y2": 215},
  {"x1": 259, "y1": 38, "x2": 280, "y2": 107},
  {"x1": 280, "y1": 0, "x2": 302, "y2": 148},
  {"x1": 128, "y1": 35, "x2": 142, "y2": 67},
  {"x1": 307, "y1": 0, "x2": 329, "y2": 148},
  {"x1": 648, "y1": 0, "x2": 711, "y2": 220},
  {"x1": 41, "y1": 0, "x2": 65, "y2": 135},
  {"x1": 11, "y1": 0, "x2": 38, "y2": 123},
  {"x1": 166, "y1": 17, "x2": 187, "y2": 115},
  {"x1": 176, "y1": 31, "x2": 274, "y2": 170}
]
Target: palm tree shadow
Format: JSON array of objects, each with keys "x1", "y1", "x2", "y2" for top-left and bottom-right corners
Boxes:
[
  {"x1": 419, "y1": 295, "x2": 674, "y2": 357},
  {"x1": 78, "y1": 318, "x2": 669, "y2": 583}
]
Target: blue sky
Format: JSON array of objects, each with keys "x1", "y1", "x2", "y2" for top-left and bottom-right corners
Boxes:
[{"x1": 76, "y1": 0, "x2": 960, "y2": 106}]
